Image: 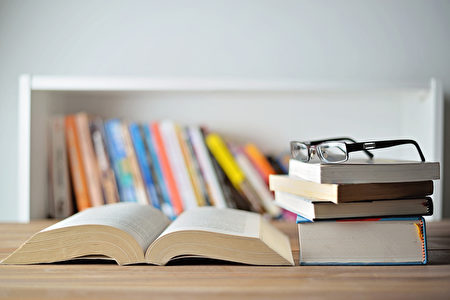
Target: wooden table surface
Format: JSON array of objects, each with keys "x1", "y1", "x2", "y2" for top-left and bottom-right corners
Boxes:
[{"x1": 0, "y1": 220, "x2": 449, "y2": 300}]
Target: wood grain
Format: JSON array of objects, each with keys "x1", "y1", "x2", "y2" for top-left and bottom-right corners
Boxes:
[{"x1": 0, "y1": 220, "x2": 449, "y2": 300}]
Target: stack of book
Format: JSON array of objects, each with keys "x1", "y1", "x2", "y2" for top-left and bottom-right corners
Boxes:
[
  {"x1": 269, "y1": 158, "x2": 440, "y2": 265},
  {"x1": 49, "y1": 112, "x2": 284, "y2": 220}
]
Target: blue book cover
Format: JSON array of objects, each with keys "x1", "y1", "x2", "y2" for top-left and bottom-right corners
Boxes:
[
  {"x1": 129, "y1": 122, "x2": 160, "y2": 209},
  {"x1": 142, "y1": 124, "x2": 175, "y2": 219},
  {"x1": 296, "y1": 216, "x2": 427, "y2": 265},
  {"x1": 104, "y1": 119, "x2": 137, "y2": 203}
]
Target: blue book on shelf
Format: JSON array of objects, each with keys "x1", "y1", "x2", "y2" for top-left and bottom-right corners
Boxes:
[
  {"x1": 104, "y1": 119, "x2": 137, "y2": 203},
  {"x1": 296, "y1": 216, "x2": 427, "y2": 265},
  {"x1": 129, "y1": 122, "x2": 161, "y2": 209},
  {"x1": 142, "y1": 124, "x2": 175, "y2": 219}
]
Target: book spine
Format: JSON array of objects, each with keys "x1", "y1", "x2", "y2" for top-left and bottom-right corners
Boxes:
[
  {"x1": 75, "y1": 113, "x2": 104, "y2": 206},
  {"x1": 65, "y1": 115, "x2": 91, "y2": 211},
  {"x1": 49, "y1": 116, "x2": 73, "y2": 218},
  {"x1": 142, "y1": 124, "x2": 175, "y2": 219},
  {"x1": 159, "y1": 121, "x2": 198, "y2": 210},
  {"x1": 150, "y1": 122, "x2": 184, "y2": 215},
  {"x1": 243, "y1": 144, "x2": 276, "y2": 185},
  {"x1": 184, "y1": 127, "x2": 212, "y2": 206},
  {"x1": 175, "y1": 125, "x2": 207, "y2": 206},
  {"x1": 235, "y1": 149, "x2": 281, "y2": 217},
  {"x1": 122, "y1": 122, "x2": 149, "y2": 205},
  {"x1": 205, "y1": 133, "x2": 263, "y2": 212},
  {"x1": 188, "y1": 126, "x2": 227, "y2": 208},
  {"x1": 129, "y1": 122, "x2": 160, "y2": 208},
  {"x1": 90, "y1": 118, "x2": 119, "y2": 204},
  {"x1": 104, "y1": 119, "x2": 137, "y2": 203}
]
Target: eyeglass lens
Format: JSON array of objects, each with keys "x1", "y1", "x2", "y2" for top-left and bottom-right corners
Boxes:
[
  {"x1": 317, "y1": 142, "x2": 348, "y2": 163},
  {"x1": 291, "y1": 142, "x2": 310, "y2": 162}
]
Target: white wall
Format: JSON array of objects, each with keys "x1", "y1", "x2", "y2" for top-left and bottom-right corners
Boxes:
[{"x1": 1, "y1": 0, "x2": 450, "y2": 221}]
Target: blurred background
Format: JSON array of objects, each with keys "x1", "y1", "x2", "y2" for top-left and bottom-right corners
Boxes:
[{"x1": 1, "y1": 0, "x2": 449, "y2": 221}]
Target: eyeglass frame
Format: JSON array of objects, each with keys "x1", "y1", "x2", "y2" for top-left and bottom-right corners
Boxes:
[{"x1": 290, "y1": 138, "x2": 425, "y2": 163}]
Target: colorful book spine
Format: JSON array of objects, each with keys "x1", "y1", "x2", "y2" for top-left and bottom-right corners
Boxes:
[
  {"x1": 104, "y1": 119, "x2": 137, "y2": 203},
  {"x1": 129, "y1": 122, "x2": 160, "y2": 208},
  {"x1": 234, "y1": 148, "x2": 281, "y2": 217},
  {"x1": 142, "y1": 124, "x2": 175, "y2": 219},
  {"x1": 75, "y1": 112, "x2": 104, "y2": 206},
  {"x1": 175, "y1": 125, "x2": 207, "y2": 206},
  {"x1": 244, "y1": 143, "x2": 276, "y2": 185},
  {"x1": 159, "y1": 121, "x2": 198, "y2": 210},
  {"x1": 188, "y1": 126, "x2": 227, "y2": 208},
  {"x1": 122, "y1": 122, "x2": 149, "y2": 205},
  {"x1": 150, "y1": 122, "x2": 184, "y2": 215},
  {"x1": 49, "y1": 116, "x2": 73, "y2": 218},
  {"x1": 183, "y1": 127, "x2": 212, "y2": 206},
  {"x1": 205, "y1": 133, "x2": 263, "y2": 212},
  {"x1": 90, "y1": 117, "x2": 119, "y2": 204},
  {"x1": 65, "y1": 115, "x2": 91, "y2": 211}
]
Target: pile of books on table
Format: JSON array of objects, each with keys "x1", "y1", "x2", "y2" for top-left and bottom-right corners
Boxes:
[{"x1": 270, "y1": 158, "x2": 440, "y2": 265}]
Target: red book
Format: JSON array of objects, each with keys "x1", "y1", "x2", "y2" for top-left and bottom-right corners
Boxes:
[{"x1": 150, "y1": 122, "x2": 184, "y2": 215}]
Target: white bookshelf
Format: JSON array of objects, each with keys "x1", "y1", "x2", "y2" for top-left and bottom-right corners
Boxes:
[{"x1": 18, "y1": 75, "x2": 444, "y2": 222}]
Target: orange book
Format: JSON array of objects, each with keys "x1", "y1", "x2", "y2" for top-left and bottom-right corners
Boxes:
[
  {"x1": 65, "y1": 116, "x2": 91, "y2": 211},
  {"x1": 75, "y1": 113, "x2": 104, "y2": 207},
  {"x1": 243, "y1": 144, "x2": 276, "y2": 185},
  {"x1": 150, "y1": 122, "x2": 184, "y2": 215}
]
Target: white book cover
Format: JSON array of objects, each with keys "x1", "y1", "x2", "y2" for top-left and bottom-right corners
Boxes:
[
  {"x1": 235, "y1": 150, "x2": 281, "y2": 217},
  {"x1": 289, "y1": 158, "x2": 440, "y2": 184},
  {"x1": 159, "y1": 121, "x2": 198, "y2": 210},
  {"x1": 188, "y1": 126, "x2": 227, "y2": 208},
  {"x1": 49, "y1": 116, "x2": 73, "y2": 218}
]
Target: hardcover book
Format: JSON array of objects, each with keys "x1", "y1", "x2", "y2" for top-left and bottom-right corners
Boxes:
[
  {"x1": 269, "y1": 174, "x2": 434, "y2": 203},
  {"x1": 2, "y1": 203, "x2": 294, "y2": 266},
  {"x1": 48, "y1": 116, "x2": 73, "y2": 218},
  {"x1": 297, "y1": 216, "x2": 427, "y2": 265},
  {"x1": 275, "y1": 191, "x2": 433, "y2": 220},
  {"x1": 288, "y1": 159, "x2": 440, "y2": 184}
]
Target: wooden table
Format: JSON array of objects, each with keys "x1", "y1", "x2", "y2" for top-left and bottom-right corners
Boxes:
[{"x1": 1, "y1": 220, "x2": 449, "y2": 299}]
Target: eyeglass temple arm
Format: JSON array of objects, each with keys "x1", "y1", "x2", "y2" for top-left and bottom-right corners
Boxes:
[
  {"x1": 309, "y1": 137, "x2": 374, "y2": 159},
  {"x1": 346, "y1": 139, "x2": 425, "y2": 162}
]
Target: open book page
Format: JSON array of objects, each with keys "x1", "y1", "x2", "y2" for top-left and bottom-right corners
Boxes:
[
  {"x1": 44, "y1": 203, "x2": 171, "y2": 253},
  {"x1": 160, "y1": 207, "x2": 260, "y2": 238}
]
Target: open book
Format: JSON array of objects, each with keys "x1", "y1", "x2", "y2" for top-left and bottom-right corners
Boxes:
[{"x1": 2, "y1": 203, "x2": 294, "y2": 266}]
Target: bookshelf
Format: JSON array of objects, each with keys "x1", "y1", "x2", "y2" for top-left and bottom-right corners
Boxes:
[{"x1": 17, "y1": 75, "x2": 444, "y2": 222}]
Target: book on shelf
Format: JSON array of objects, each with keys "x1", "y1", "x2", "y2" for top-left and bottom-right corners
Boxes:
[
  {"x1": 104, "y1": 119, "x2": 138, "y2": 203},
  {"x1": 188, "y1": 126, "x2": 227, "y2": 208},
  {"x1": 122, "y1": 121, "x2": 150, "y2": 205},
  {"x1": 75, "y1": 112, "x2": 104, "y2": 207},
  {"x1": 142, "y1": 124, "x2": 175, "y2": 219},
  {"x1": 128, "y1": 122, "x2": 160, "y2": 208},
  {"x1": 175, "y1": 125, "x2": 208, "y2": 206},
  {"x1": 243, "y1": 143, "x2": 276, "y2": 185},
  {"x1": 159, "y1": 120, "x2": 198, "y2": 210},
  {"x1": 90, "y1": 117, "x2": 119, "y2": 205},
  {"x1": 49, "y1": 113, "x2": 285, "y2": 220},
  {"x1": 234, "y1": 148, "x2": 281, "y2": 217},
  {"x1": 296, "y1": 216, "x2": 427, "y2": 265},
  {"x1": 205, "y1": 133, "x2": 264, "y2": 213},
  {"x1": 289, "y1": 158, "x2": 440, "y2": 184},
  {"x1": 274, "y1": 191, "x2": 433, "y2": 220},
  {"x1": 48, "y1": 116, "x2": 73, "y2": 218},
  {"x1": 65, "y1": 115, "x2": 91, "y2": 211},
  {"x1": 269, "y1": 174, "x2": 434, "y2": 203},
  {"x1": 150, "y1": 122, "x2": 184, "y2": 214},
  {"x1": 2, "y1": 203, "x2": 294, "y2": 266}
]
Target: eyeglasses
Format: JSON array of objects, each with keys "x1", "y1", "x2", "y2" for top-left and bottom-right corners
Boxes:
[{"x1": 290, "y1": 137, "x2": 425, "y2": 164}]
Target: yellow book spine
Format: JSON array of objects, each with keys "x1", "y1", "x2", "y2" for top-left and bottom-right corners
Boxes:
[{"x1": 205, "y1": 133, "x2": 245, "y2": 190}]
